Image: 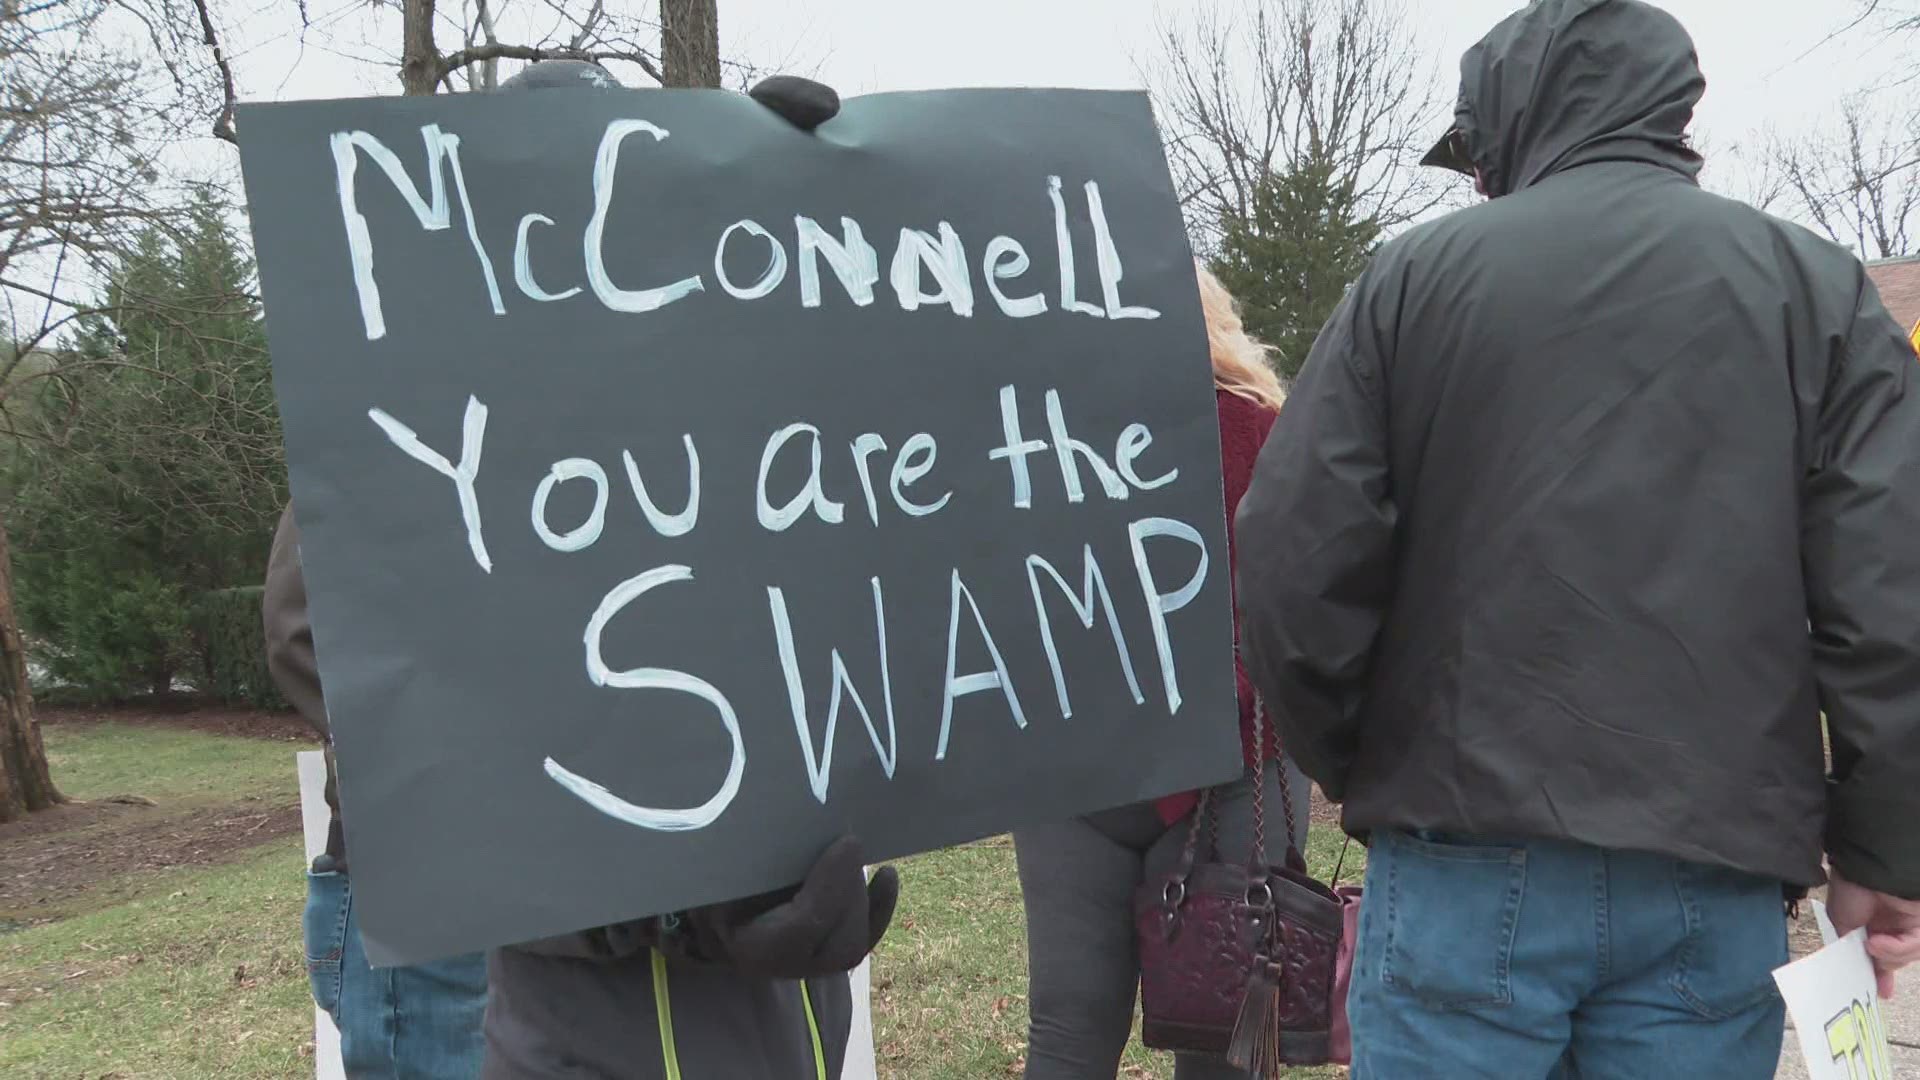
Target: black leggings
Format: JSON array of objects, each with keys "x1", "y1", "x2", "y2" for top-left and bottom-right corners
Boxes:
[{"x1": 1012, "y1": 760, "x2": 1312, "y2": 1080}]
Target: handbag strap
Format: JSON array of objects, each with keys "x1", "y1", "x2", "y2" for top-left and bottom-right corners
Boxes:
[
  {"x1": 1165, "y1": 674, "x2": 1306, "y2": 891},
  {"x1": 1332, "y1": 835, "x2": 1356, "y2": 885},
  {"x1": 1248, "y1": 690, "x2": 1309, "y2": 875},
  {"x1": 1263, "y1": 693, "x2": 1302, "y2": 867},
  {"x1": 1247, "y1": 696, "x2": 1268, "y2": 877},
  {"x1": 1165, "y1": 784, "x2": 1216, "y2": 897}
]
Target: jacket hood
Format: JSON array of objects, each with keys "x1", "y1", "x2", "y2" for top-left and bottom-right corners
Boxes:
[{"x1": 1422, "y1": 0, "x2": 1705, "y2": 197}]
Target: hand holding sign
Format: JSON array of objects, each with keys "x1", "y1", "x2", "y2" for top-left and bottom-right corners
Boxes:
[
  {"x1": 747, "y1": 76, "x2": 841, "y2": 132},
  {"x1": 1828, "y1": 868, "x2": 1920, "y2": 1001},
  {"x1": 672, "y1": 836, "x2": 898, "y2": 980}
]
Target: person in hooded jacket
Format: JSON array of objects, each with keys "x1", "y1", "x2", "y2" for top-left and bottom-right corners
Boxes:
[
  {"x1": 266, "y1": 64, "x2": 898, "y2": 1080},
  {"x1": 1233, "y1": 1, "x2": 1920, "y2": 1076}
]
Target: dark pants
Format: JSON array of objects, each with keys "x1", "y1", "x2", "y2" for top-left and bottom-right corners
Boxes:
[
  {"x1": 1348, "y1": 830, "x2": 1788, "y2": 1079},
  {"x1": 1012, "y1": 760, "x2": 1311, "y2": 1080}
]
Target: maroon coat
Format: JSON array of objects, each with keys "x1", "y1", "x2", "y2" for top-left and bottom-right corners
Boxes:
[{"x1": 1155, "y1": 388, "x2": 1280, "y2": 825}]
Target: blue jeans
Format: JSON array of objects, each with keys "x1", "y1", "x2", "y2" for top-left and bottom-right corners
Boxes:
[
  {"x1": 304, "y1": 869, "x2": 489, "y2": 1079},
  {"x1": 1348, "y1": 831, "x2": 1787, "y2": 1079}
]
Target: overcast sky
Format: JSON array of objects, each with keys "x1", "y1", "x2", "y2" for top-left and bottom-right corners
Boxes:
[
  {"x1": 15, "y1": 0, "x2": 1904, "y2": 339},
  {"x1": 8, "y1": 2, "x2": 1906, "y2": 349},
  {"x1": 211, "y1": 0, "x2": 1908, "y2": 197}
]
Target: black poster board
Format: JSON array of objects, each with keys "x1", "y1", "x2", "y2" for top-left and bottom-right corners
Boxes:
[{"x1": 238, "y1": 87, "x2": 1243, "y2": 966}]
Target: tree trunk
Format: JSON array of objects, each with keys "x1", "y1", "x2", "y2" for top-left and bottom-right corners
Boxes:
[
  {"x1": 0, "y1": 512, "x2": 63, "y2": 824},
  {"x1": 660, "y1": 0, "x2": 721, "y2": 89},
  {"x1": 400, "y1": 0, "x2": 441, "y2": 96}
]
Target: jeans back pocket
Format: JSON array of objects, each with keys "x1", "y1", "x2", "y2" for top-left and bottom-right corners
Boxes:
[
  {"x1": 1669, "y1": 862, "x2": 1789, "y2": 1021},
  {"x1": 302, "y1": 869, "x2": 350, "y2": 1017},
  {"x1": 1379, "y1": 830, "x2": 1528, "y2": 1010}
]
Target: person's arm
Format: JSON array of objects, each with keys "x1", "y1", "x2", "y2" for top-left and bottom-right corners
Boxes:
[
  {"x1": 263, "y1": 503, "x2": 353, "y2": 866},
  {"x1": 262, "y1": 504, "x2": 327, "y2": 739},
  {"x1": 1233, "y1": 283, "x2": 1396, "y2": 801},
  {"x1": 1805, "y1": 280, "x2": 1920, "y2": 904}
]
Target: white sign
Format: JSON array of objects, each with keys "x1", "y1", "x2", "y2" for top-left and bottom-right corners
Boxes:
[
  {"x1": 296, "y1": 752, "x2": 347, "y2": 1080},
  {"x1": 1774, "y1": 900, "x2": 1895, "y2": 1080}
]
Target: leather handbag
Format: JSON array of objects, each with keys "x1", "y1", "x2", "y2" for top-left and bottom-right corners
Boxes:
[{"x1": 1133, "y1": 707, "x2": 1344, "y2": 1074}]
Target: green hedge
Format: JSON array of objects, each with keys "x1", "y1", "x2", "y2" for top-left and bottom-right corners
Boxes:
[
  {"x1": 17, "y1": 561, "x2": 194, "y2": 702},
  {"x1": 195, "y1": 587, "x2": 286, "y2": 709}
]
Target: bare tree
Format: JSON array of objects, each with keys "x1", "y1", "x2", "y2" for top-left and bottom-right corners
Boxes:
[
  {"x1": 1855, "y1": 1, "x2": 1920, "y2": 33},
  {"x1": 1145, "y1": 0, "x2": 1453, "y2": 249},
  {"x1": 364, "y1": 0, "x2": 730, "y2": 97},
  {"x1": 1697, "y1": 135, "x2": 1786, "y2": 214},
  {"x1": 1, "y1": 0, "x2": 151, "y2": 819},
  {"x1": 661, "y1": 0, "x2": 719, "y2": 89},
  {"x1": 387, "y1": 0, "x2": 664, "y2": 96},
  {"x1": 0, "y1": 0, "x2": 234, "y2": 820},
  {"x1": 1766, "y1": 95, "x2": 1920, "y2": 259}
]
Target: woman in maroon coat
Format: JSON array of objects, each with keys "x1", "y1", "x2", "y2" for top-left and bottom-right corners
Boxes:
[{"x1": 1012, "y1": 264, "x2": 1305, "y2": 1080}]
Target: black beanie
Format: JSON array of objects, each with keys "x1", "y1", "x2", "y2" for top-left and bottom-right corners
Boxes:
[{"x1": 498, "y1": 59, "x2": 622, "y2": 93}]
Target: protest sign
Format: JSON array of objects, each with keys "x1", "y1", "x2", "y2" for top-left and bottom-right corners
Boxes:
[
  {"x1": 1774, "y1": 901, "x2": 1896, "y2": 1080},
  {"x1": 238, "y1": 87, "x2": 1243, "y2": 965}
]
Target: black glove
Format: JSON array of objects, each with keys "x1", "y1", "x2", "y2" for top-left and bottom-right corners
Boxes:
[
  {"x1": 678, "y1": 835, "x2": 898, "y2": 979},
  {"x1": 749, "y1": 75, "x2": 840, "y2": 131}
]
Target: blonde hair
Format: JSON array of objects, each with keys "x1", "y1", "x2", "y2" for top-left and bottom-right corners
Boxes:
[{"x1": 1196, "y1": 262, "x2": 1287, "y2": 413}]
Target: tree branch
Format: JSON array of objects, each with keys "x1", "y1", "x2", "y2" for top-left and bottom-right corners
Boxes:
[
  {"x1": 189, "y1": 0, "x2": 239, "y2": 144},
  {"x1": 1143, "y1": 0, "x2": 1448, "y2": 247},
  {"x1": 1761, "y1": 94, "x2": 1918, "y2": 259},
  {"x1": 437, "y1": 41, "x2": 663, "y2": 84}
]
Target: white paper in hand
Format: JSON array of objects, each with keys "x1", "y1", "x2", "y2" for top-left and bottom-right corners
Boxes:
[{"x1": 1773, "y1": 900, "x2": 1894, "y2": 1079}]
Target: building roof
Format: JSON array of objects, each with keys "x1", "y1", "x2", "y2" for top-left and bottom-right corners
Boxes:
[{"x1": 1865, "y1": 255, "x2": 1920, "y2": 345}]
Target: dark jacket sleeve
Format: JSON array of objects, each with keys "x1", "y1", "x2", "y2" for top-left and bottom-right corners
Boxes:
[
  {"x1": 263, "y1": 504, "x2": 328, "y2": 740},
  {"x1": 1233, "y1": 285, "x2": 1396, "y2": 802},
  {"x1": 1805, "y1": 281, "x2": 1920, "y2": 900}
]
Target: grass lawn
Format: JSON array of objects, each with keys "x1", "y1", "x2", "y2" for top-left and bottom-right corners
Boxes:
[
  {"x1": 2, "y1": 722, "x2": 312, "y2": 929},
  {"x1": 2, "y1": 719, "x2": 1358, "y2": 1078},
  {"x1": 44, "y1": 720, "x2": 307, "y2": 805},
  {"x1": 0, "y1": 838, "x2": 316, "y2": 1078}
]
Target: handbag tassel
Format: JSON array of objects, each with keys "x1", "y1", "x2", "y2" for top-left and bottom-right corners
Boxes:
[{"x1": 1224, "y1": 954, "x2": 1283, "y2": 1078}]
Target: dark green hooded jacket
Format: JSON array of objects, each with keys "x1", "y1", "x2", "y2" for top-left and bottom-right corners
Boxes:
[{"x1": 1236, "y1": 0, "x2": 1920, "y2": 899}]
